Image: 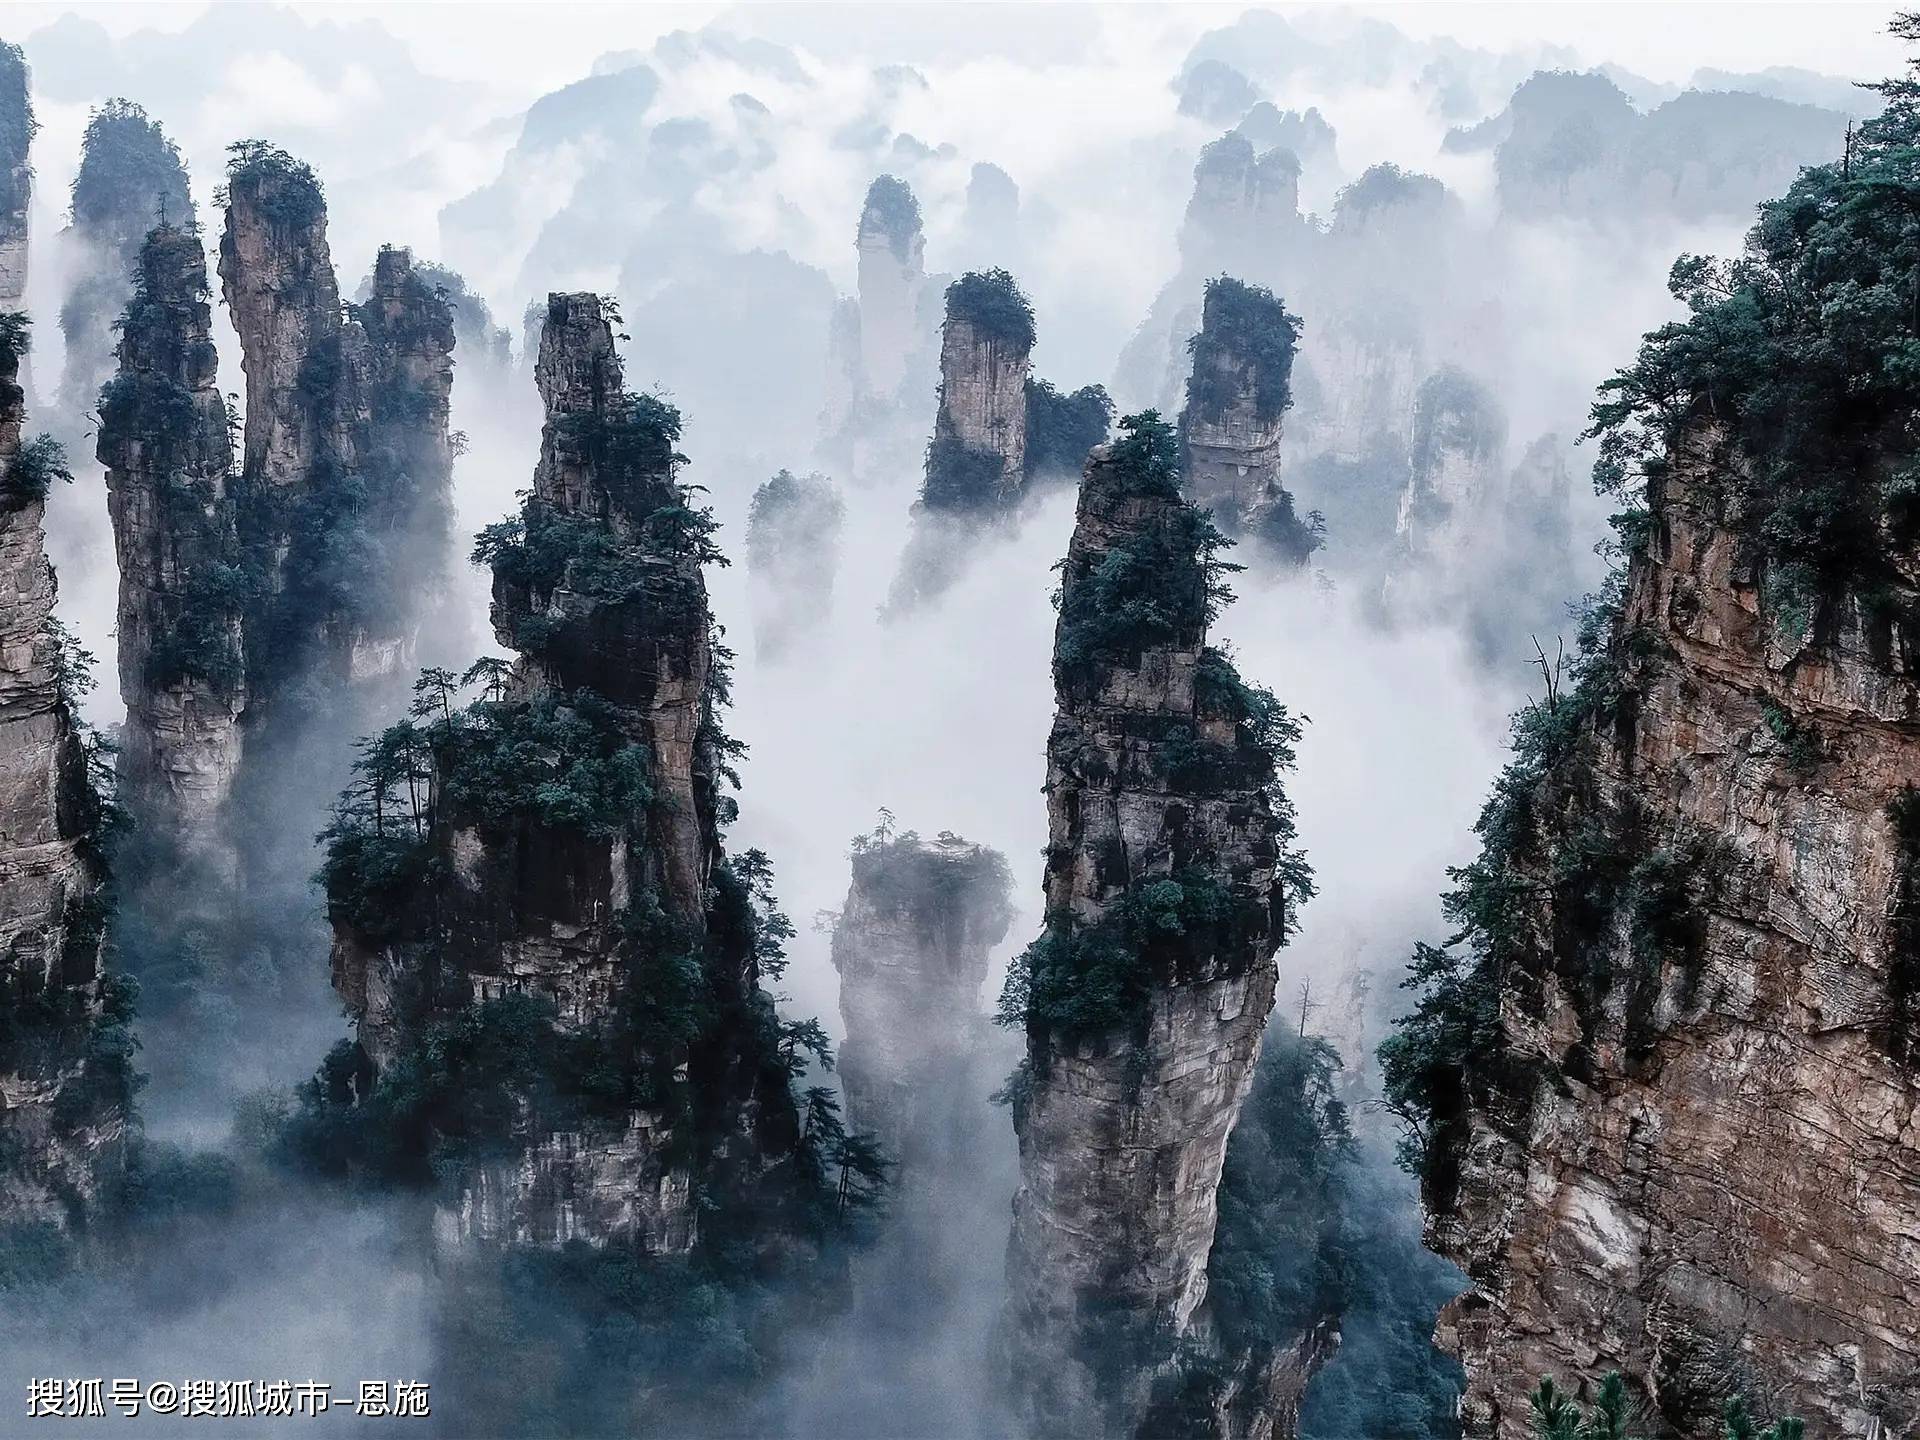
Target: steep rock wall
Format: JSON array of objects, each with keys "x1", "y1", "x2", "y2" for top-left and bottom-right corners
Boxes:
[
  {"x1": 1004, "y1": 417, "x2": 1307, "y2": 1438},
  {"x1": 0, "y1": 320, "x2": 126, "y2": 1230},
  {"x1": 0, "y1": 43, "x2": 30, "y2": 311},
  {"x1": 855, "y1": 175, "x2": 926, "y2": 401},
  {"x1": 98, "y1": 224, "x2": 243, "y2": 839},
  {"x1": 1427, "y1": 424, "x2": 1920, "y2": 1437}
]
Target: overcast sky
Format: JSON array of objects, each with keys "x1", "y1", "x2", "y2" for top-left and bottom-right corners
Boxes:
[{"x1": 6, "y1": 2, "x2": 1908, "y2": 113}]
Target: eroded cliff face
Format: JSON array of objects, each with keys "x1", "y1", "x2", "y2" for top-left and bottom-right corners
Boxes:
[
  {"x1": 832, "y1": 830, "x2": 1013, "y2": 1171},
  {"x1": 0, "y1": 323, "x2": 127, "y2": 1231},
  {"x1": 98, "y1": 224, "x2": 242, "y2": 840},
  {"x1": 1429, "y1": 423, "x2": 1920, "y2": 1437},
  {"x1": 1004, "y1": 418, "x2": 1308, "y2": 1438},
  {"x1": 331, "y1": 293, "x2": 775, "y2": 1253}
]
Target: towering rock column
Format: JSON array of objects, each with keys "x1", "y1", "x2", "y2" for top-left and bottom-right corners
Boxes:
[
  {"x1": 1179, "y1": 134, "x2": 1301, "y2": 275},
  {"x1": 888, "y1": 269, "x2": 1037, "y2": 613},
  {"x1": 1003, "y1": 414, "x2": 1309, "y2": 1438},
  {"x1": 832, "y1": 827, "x2": 1013, "y2": 1170},
  {"x1": 0, "y1": 43, "x2": 30, "y2": 313},
  {"x1": 58, "y1": 101, "x2": 193, "y2": 417},
  {"x1": 329, "y1": 294, "x2": 796, "y2": 1253},
  {"x1": 1394, "y1": 364, "x2": 1507, "y2": 569},
  {"x1": 98, "y1": 224, "x2": 243, "y2": 839},
  {"x1": 855, "y1": 175, "x2": 926, "y2": 401},
  {"x1": 745, "y1": 468, "x2": 845, "y2": 662},
  {"x1": 0, "y1": 317, "x2": 128, "y2": 1229},
  {"x1": 219, "y1": 145, "x2": 454, "y2": 692},
  {"x1": 1179, "y1": 275, "x2": 1320, "y2": 564}
]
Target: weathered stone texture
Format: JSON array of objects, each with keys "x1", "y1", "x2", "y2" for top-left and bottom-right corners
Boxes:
[
  {"x1": 1435, "y1": 423, "x2": 1920, "y2": 1439},
  {"x1": 1006, "y1": 438, "x2": 1298, "y2": 1438},
  {"x1": 99, "y1": 224, "x2": 243, "y2": 837}
]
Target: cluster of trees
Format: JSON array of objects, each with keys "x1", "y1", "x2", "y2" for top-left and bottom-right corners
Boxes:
[
  {"x1": 1184, "y1": 275, "x2": 1301, "y2": 424},
  {"x1": 1528, "y1": 1373, "x2": 1803, "y2": 1440}
]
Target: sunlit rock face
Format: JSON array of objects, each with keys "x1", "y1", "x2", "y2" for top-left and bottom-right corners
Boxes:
[
  {"x1": 0, "y1": 322, "x2": 126, "y2": 1232},
  {"x1": 57, "y1": 101, "x2": 193, "y2": 419},
  {"x1": 1430, "y1": 422, "x2": 1920, "y2": 1438},
  {"x1": 98, "y1": 224, "x2": 243, "y2": 843},
  {"x1": 831, "y1": 829, "x2": 1013, "y2": 1171},
  {"x1": 219, "y1": 150, "x2": 454, "y2": 694},
  {"x1": 0, "y1": 44, "x2": 29, "y2": 311},
  {"x1": 855, "y1": 175, "x2": 928, "y2": 401},
  {"x1": 1005, "y1": 430, "x2": 1298, "y2": 1438}
]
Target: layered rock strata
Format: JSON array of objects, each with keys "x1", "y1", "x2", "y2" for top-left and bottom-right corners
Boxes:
[
  {"x1": 831, "y1": 829, "x2": 1013, "y2": 1171},
  {"x1": 98, "y1": 223, "x2": 243, "y2": 839},
  {"x1": 1425, "y1": 422, "x2": 1920, "y2": 1437},
  {"x1": 1003, "y1": 416, "x2": 1308, "y2": 1438},
  {"x1": 0, "y1": 318, "x2": 127, "y2": 1231}
]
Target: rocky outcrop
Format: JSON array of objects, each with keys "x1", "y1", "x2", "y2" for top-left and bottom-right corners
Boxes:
[
  {"x1": 329, "y1": 293, "x2": 795, "y2": 1254},
  {"x1": 1179, "y1": 276, "x2": 1320, "y2": 565},
  {"x1": 219, "y1": 145, "x2": 454, "y2": 697},
  {"x1": 832, "y1": 828, "x2": 1013, "y2": 1171},
  {"x1": 0, "y1": 316, "x2": 128, "y2": 1233},
  {"x1": 0, "y1": 43, "x2": 30, "y2": 312},
  {"x1": 1394, "y1": 365, "x2": 1508, "y2": 568},
  {"x1": 1181, "y1": 133, "x2": 1300, "y2": 274},
  {"x1": 855, "y1": 175, "x2": 927, "y2": 402},
  {"x1": 1002, "y1": 414, "x2": 1311, "y2": 1438},
  {"x1": 1420, "y1": 421, "x2": 1920, "y2": 1437},
  {"x1": 58, "y1": 101, "x2": 193, "y2": 418},
  {"x1": 98, "y1": 223, "x2": 243, "y2": 840},
  {"x1": 745, "y1": 468, "x2": 844, "y2": 661}
]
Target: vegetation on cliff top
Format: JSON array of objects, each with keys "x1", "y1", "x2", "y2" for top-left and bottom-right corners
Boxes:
[
  {"x1": 69, "y1": 99, "x2": 191, "y2": 241},
  {"x1": 859, "y1": 174, "x2": 921, "y2": 262},
  {"x1": 0, "y1": 42, "x2": 34, "y2": 222},
  {"x1": 945, "y1": 267, "x2": 1036, "y2": 352},
  {"x1": 1184, "y1": 275, "x2": 1301, "y2": 425},
  {"x1": 1586, "y1": 15, "x2": 1920, "y2": 631}
]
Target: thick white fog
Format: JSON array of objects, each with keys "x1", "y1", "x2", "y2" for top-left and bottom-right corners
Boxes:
[{"x1": 0, "y1": 2, "x2": 1901, "y2": 1434}]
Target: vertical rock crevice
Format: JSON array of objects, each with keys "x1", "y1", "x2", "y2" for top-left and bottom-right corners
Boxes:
[{"x1": 1000, "y1": 413, "x2": 1312, "y2": 1438}]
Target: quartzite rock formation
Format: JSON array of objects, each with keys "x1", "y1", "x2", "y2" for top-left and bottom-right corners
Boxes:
[
  {"x1": 1179, "y1": 275, "x2": 1320, "y2": 564},
  {"x1": 58, "y1": 100, "x2": 194, "y2": 418},
  {"x1": 98, "y1": 223, "x2": 243, "y2": 841},
  {"x1": 832, "y1": 827, "x2": 1013, "y2": 1171},
  {"x1": 1004, "y1": 415, "x2": 1309, "y2": 1438},
  {"x1": 0, "y1": 317, "x2": 127, "y2": 1231},
  {"x1": 745, "y1": 468, "x2": 845, "y2": 661},
  {"x1": 1422, "y1": 420, "x2": 1920, "y2": 1437},
  {"x1": 331, "y1": 293, "x2": 794, "y2": 1253},
  {"x1": 219, "y1": 145, "x2": 454, "y2": 698}
]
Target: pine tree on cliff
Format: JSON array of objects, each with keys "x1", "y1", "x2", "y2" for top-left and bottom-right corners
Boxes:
[
  {"x1": 1383, "y1": 17, "x2": 1920, "y2": 1435},
  {"x1": 998, "y1": 411, "x2": 1313, "y2": 1438}
]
